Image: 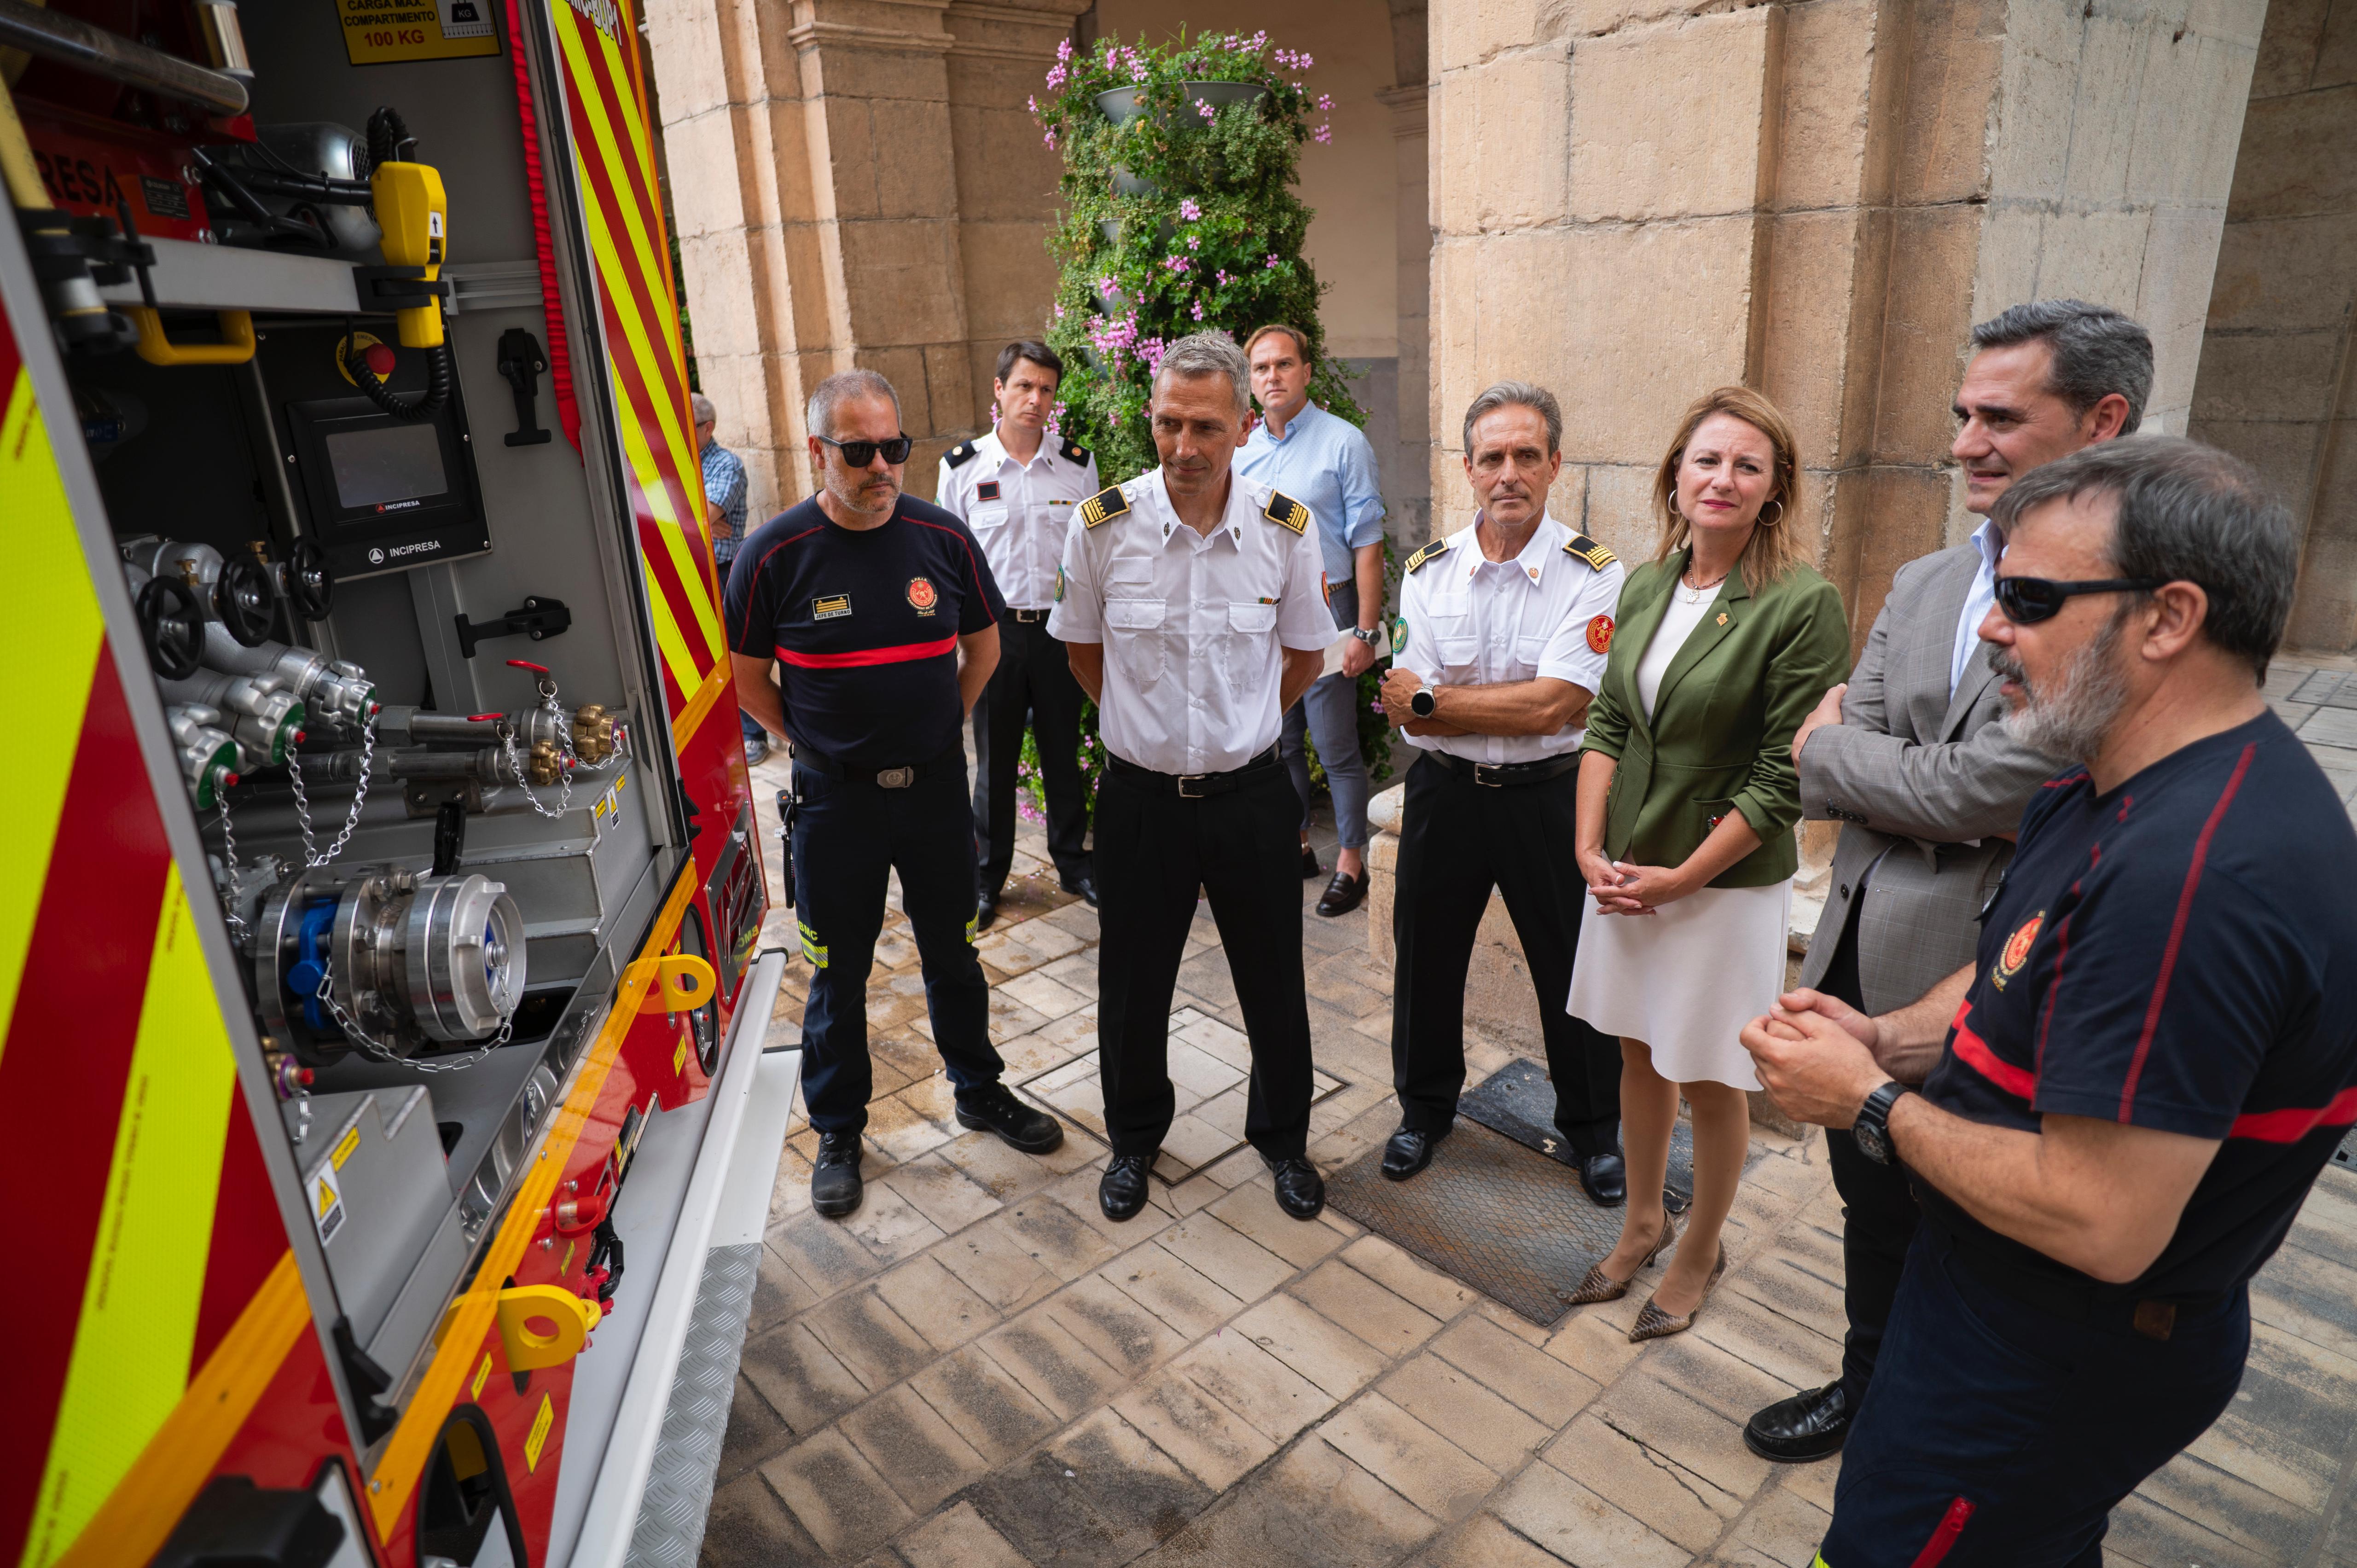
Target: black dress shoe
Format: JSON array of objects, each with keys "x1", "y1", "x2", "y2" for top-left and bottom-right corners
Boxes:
[
  {"x1": 1315, "y1": 871, "x2": 1368, "y2": 917},
  {"x1": 1100, "y1": 1153, "x2": 1155, "y2": 1220},
  {"x1": 955, "y1": 1085, "x2": 1065, "y2": 1153},
  {"x1": 1300, "y1": 844, "x2": 1324, "y2": 880},
  {"x1": 974, "y1": 896, "x2": 1000, "y2": 933},
  {"x1": 1381, "y1": 1125, "x2": 1444, "y2": 1181},
  {"x1": 1268, "y1": 1157, "x2": 1326, "y2": 1220},
  {"x1": 1062, "y1": 874, "x2": 1099, "y2": 909},
  {"x1": 811, "y1": 1131, "x2": 865, "y2": 1218},
  {"x1": 1578, "y1": 1151, "x2": 1628, "y2": 1206},
  {"x1": 1744, "y1": 1380, "x2": 1851, "y2": 1463}
]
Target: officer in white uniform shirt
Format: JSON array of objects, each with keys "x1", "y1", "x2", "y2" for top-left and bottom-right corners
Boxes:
[
  {"x1": 1376, "y1": 382, "x2": 1639, "y2": 1207},
  {"x1": 937, "y1": 340, "x2": 1101, "y2": 926},
  {"x1": 1050, "y1": 331, "x2": 1334, "y2": 1226}
]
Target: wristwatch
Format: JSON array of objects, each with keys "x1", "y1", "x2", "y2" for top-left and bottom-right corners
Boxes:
[
  {"x1": 1852, "y1": 1080, "x2": 1914, "y2": 1166},
  {"x1": 1349, "y1": 626, "x2": 1381, "y2": 647},
  {"x1": 1410, "y1": 685, "x2": 1439, "y2": 719}
]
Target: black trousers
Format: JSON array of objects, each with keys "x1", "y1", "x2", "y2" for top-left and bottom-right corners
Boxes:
[
  {"x1": 1389, "y1": 753, "x2": 1623, "y2": 1158},
  {"x1": 1093, "y1": 758, "x2": 1313, "y2": 1161},
  {"x1": 1817, "y1": 887, "x2": 1923, "y2": 1404},
  {"x1": 972, "y1": 612, "x2": 1090, "y2": 899},
  {"x1": 790, "y1": 758, "x2": 1004, "y2": 1135}
]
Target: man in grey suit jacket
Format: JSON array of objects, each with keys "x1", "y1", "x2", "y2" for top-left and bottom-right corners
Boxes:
[{"x1": 1742, "y1": 300, "x2": 2154, "y2": 1463}]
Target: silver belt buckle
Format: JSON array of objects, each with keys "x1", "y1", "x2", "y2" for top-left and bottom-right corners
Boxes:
[
  {"x1": 875, "y1": 767, "x2": 915, "y2": 789},
  {"x1": 1473, "y1": 763, "x2": 1504, "y2": 787},
  {"x1": 1177, "y1": 773, "x2": 1208, "y2": 799}
]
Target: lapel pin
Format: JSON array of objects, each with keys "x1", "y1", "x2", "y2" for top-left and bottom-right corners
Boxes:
[{"x1": 1716, "y1": 612, "x2": 1729, "y2": 625}]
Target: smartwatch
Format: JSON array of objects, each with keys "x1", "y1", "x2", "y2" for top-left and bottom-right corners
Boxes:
[
  {"x1": 1852, "y1": 1080, "x2": 1914, "y2": 1166},
  {"x1": 1410, "y1": 685, "x2": 1439, "y2": 719},
  {"x1": 1350, "y1": 626, "x2": 1382, "y2": 647}
]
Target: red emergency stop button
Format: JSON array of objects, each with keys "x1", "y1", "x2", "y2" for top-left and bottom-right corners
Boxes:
[{"x1": 363, "y1": 342, "x2": 397, "y2": 377}]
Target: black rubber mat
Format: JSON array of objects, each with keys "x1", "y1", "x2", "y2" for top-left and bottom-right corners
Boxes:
[{"x1": 1458, "y1": 1057, "x2": 1694, "y2": 1205}]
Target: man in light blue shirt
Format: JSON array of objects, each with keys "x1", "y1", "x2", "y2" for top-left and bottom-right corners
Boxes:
[{"x1": 1237, "y1": 325, "x2": 1387, "y2": 916}]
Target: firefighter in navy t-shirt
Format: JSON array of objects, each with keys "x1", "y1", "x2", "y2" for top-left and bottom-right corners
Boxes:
[
  {"x1": 726, "y1": 371, "x2": 1064, "y2": 1219},
  {"x1": 1741, "y1": 439, "x2": 2357, "y2": 1567}
]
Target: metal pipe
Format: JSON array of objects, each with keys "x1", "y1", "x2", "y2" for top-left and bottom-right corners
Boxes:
[{"x1": 0, "y1": 0, "x2": 249, "y2": 116}]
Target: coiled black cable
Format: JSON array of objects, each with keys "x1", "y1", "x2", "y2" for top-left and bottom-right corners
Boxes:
[
  {"x1": 366, "y1": 106, "x2": 415, "y2": 170},
  {"x1": 344, "y1": 331, "x2": 450, "y2": 421}
]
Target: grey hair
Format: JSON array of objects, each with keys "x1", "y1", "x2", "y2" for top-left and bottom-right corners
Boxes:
[
  {"x1": 1970, "y1": 300, "x2": 2155, "y2": 435},
  {"x1": 1462, "y1": 381, "x2": 1563, "y2": 456},
  {"x1": 1990, "y1": 436, "x2": 2295, "y2": 679},
  {"x1": 806, "y1": 369, "x2": 900, "y2": 441},
  {"x1": 690, "y1": 392, "x2": 716, "y2": 426},
  {"x1": 1152, "y1": 332, "x2": 1251, "y2": 418}
]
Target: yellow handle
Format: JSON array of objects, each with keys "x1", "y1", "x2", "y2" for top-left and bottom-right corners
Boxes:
[
  {"x1": 635, "y1": 952, "x2": 716, "y2": 1014},
  {"x1": 495, "y1": 1284, "x2": 601, "y2": 1371},
  {"x1": 130, "y1": 308, "x2": 255, "y2": 366}
]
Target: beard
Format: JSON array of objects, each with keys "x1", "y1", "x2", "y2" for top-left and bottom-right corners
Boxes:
[{"x1": 1988, "y1": 610, "x2": 2132, "y2": 763}]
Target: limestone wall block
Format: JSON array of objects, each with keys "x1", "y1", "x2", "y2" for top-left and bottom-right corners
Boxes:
[
  {"x1": 2227, "y1": 85, "x2": 2357, "y2": 220},
  {"x1": 679, "y1": 229, "x2": 763, "y2": 350},
  {"x1": 643, "y1": 0, "x2": 730, "y2": 121},
  {"x1": 1759, "y1": 207, "x2": 1869, "y2": 470},
  {"x1": 839, "y1": 219, "x2": 969, "y2": 344},
  {"x1": 2029, "y1": 206, "x2": 2155, "y2": 313},
  {"x1": 1579, "y1": 461, "x2": 1661, "y2": 566},
  {"x1": 1558, "y1": 0, "x2": 1719, "y2": 38},
  {"x1": 1434, "y1": 0, "x2": 1551, "y2": 72},
  {"x1": 1469, "y1": 54, "x2": 1574, "y2": 229},
  {"x1": 2057, "y1": 12, "x2": 2154, "y2": 208},
  {"x1": 1567, "y1": 6, "x2": 1772, "y2": 222},
  {"x1": 2185, "y1": 0, "x2": 2272, "y2": 52},
  {"x1": 2189, "y1": 329, "x2": 2346, "y2": 423},
  {"x1": 1540, "y1": 462, "x2": 1587, "y2": 541},
  {"x1": 1559, "y1": 218, "x2": 1757, "y2": 461},
  {"x1": 1771, "y1": 0, "x2": 1879, "y2": 213},
  {"x1": 851, "y1": 343, "x2": 932, "y2": 434},
  {"x1": 1841, "y1": 465, "x2": 1953, "y2": 640},
  {"x1": 2138, "y1": 207, "x2": 2234, "y2": 427},
  {"x1": 958, "y1": 220, "x2": 1061, "y2": 341},
  {"x1": 1892, "y1": 0, "x2": 2003, "y2": 206},
  {"x1": 2189, "y1": 417, "x2": 2326, "y2": 514},
  {"x1": 778, "y1": 219, "x2": 843, "y2": 349},
  {"x1": 2203, "y1": 213, "x2": 2357, "y2": 333},
  {"x1": 2287, "y1": 422, "x2": 2357, "y2": 649},
  {"x1": 798, "y1": 40, "x2": 954, "y2": 106},
  {"x1": 921, "y1": 343, "x2": 977, "y2": 441},
  {"x1": 661, "y1": 110, "x2": 748, "y2": 241},
  {"x1": 947, "y1": 103, "x2": 1061, "y2": 224},
  {"x1": 869, "y1": 98, "x2": 961, "y2": 220},
  {"x1": 812, "y1": 97, "x2": 881, "y2": 222},
  {"x1": 1875, "y1": 204, "x2": 1981, "y2": 465},
  {"x1": 761, "y1": 99, "x2": 821, "y2": 220},
  {"x1": 2251, "y1": 0, "x2": 2333, "y2": 94}
]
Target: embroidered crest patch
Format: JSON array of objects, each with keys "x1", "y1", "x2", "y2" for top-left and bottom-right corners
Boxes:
[
  {"x1": 1994, "y1": 911, "x2": 2044, "y2": 990},
  {"x1": 907, "y1": 577, "x2": 938, "y2": 614},
  {"x1": 1587, "y1": 614, "x2": 1614, "y2": 654}
]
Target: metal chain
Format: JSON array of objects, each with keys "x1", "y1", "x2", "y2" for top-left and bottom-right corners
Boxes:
[
  {"x1": 502, "y1": 680, "x2": 584, "y2": 819},
  {"x1": 216, "y1": 799, "x2": 250, "y2": 946},
  {"x1": 309, "y1": 954, "x2": 510, "y2": 1073},
  {"x1": 289, "y1": 714, "x2": 377, "y2": 867}
]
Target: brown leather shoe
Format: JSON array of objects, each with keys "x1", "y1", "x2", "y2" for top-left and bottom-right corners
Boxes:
[
  {"x1": 1315, "y1": 871, "x2": 1367, "y2": 917},
  {"x1": 1558, "y1": 1213, "x2": 1678, "y2": 1306},
  {"x1": 1630, "y1": 1245, "x2": 1729, "y2": 1342}
]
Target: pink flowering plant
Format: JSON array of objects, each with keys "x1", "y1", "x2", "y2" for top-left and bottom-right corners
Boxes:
[{"x1": 1032, "y1": 28, "x2": 1362, "y2": 484}]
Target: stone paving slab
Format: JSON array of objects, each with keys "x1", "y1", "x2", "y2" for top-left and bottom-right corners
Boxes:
[{"x1": 714, "y1": 749, "x2": 2357, "y2": 1568}]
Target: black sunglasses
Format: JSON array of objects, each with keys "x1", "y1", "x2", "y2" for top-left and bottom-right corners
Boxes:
[
  {"x1": 816, "y1": 432, "x2": 914, "y2": 467},
  {"x1": 1992, "y1": 575, "x2": 2167, "y2": 624}
]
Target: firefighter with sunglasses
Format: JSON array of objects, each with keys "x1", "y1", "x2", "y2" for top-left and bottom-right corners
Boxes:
[{"x1": 726, "y1": 369, "x2": 1064, "y2": 1221}]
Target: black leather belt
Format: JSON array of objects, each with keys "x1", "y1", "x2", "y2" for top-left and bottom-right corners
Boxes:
[
  {"x1": 1105, "y1": 746, "x2": 1281, "y2": 799},
  {"x1": 1010, "y1": 608, "x2": 1051, "y2": 623},
  {"x1": 1422, "y1": 749, "x2": 1581, "y2": 788},
  {"x1": 789, "y1": 741, "x2": 961, "y2": 790}
]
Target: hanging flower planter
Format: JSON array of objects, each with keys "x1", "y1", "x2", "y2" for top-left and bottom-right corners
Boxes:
[{"x1": 1094, "y1": 81, "x2": 1269, "y2": 128}]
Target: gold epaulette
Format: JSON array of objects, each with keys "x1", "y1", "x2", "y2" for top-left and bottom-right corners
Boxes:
[
  {"x1": 1405, "y1": 534, "x2": 1454, "y2": 573},
  {"x1": 1564, "y1": 533, "x2": 1617, "y2": 570},
  {"x1": 1078, "y1": 484, "x2": 1129, "y2": 528},
  {"x1": 1262, "y1": 489, "x2": 1310, "y2": 534}
]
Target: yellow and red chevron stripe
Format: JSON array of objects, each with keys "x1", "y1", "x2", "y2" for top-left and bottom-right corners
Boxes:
[
  {"x1": 548, "y1": 0, "x2": 724, "y2": 715},
  {"x1": 0, "y1": 301, "x2": 291, "y2": 1568}
]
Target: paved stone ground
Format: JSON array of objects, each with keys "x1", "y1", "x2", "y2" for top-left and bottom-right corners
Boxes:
[{"x1": 712, "y1": 671, "x2": 2357, "y2": 1568}]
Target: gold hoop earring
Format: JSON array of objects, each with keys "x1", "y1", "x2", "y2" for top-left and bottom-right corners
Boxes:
[{"x1": 1759, "y1": 499, "x2": 1785, "y2": 528}]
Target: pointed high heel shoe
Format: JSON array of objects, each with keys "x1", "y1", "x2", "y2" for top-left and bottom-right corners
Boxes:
[
  {"x1": 1558, "y1": 1212, "x2": 1680, "y2": 1306},
  {"x1": 1629, "y1": 1244, "x2": 1729, "y2": 1343}
]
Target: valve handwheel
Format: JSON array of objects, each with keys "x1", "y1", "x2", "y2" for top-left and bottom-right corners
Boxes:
[
  {"x1": 215, "y1": 553, "x2": 278, "y2": 647},
  {"x1": 136, "y1": 576, "x2": 205, "y2": 679},
  {"x1": 285, "y1": 538, "x2": 335, "y2": 621}
]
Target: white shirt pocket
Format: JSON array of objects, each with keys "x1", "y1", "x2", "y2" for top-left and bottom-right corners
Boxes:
[
  {"x1": 1105, "y1": 597, "x2": 1167, "y2": 688},
  {"x1": 1428, "y1": 615, "x2": 1479, "y2": 679},
  {"x1": 969, "y1": 501, "x2": 1010, "y2": 531},
  {"x1": 1512, "y1": 634, "x2": 1551, "y2": 682},
  {"x1": 1228, "y1": 602, "x2": 1278, "y2": 633},
  {"x1": 1105, "y1": 598, "x2": 1167, "y2": 629}
]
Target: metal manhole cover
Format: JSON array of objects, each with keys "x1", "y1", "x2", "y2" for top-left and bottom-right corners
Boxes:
[{"x1": 1458, "y1": 1057, "x2": 1693, "y2": 1206}]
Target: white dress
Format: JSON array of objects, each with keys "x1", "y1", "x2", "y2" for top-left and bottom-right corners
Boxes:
[{"x1": 1565, "y1": 588, "x2": 1792, "y2": 1090}]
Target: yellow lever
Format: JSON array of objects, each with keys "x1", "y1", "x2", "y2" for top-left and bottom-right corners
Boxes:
[
  {"x1": 495, "y1": 1284, "x2": 601, "y2": 1372},
  {"x1": 635, "y1": 952, "x2": 716, "y2": 1014},
  {"x1": 129, "y1": 308, "x2": 255, "y2": 366}
]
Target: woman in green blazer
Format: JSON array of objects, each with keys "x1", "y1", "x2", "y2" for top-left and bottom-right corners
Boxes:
[{"x1": 1561, "y1": 386, "x2": 1850, "y2": 1342}]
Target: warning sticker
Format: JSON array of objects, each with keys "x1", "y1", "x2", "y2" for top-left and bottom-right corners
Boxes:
[
  {"x1": 673, "y1": 1036, "x2": 689, "y2": 1077},
  {"x1": 336, "y1": 0, "x2": 500, "y2": 66},
  {"x1": 470, "y1": 1353, "x2": 492, "y2": 1401},
  {"x1": 310, "y1": 1167, "x2": 345, "y2": 1243},
  {"x1": 525, "y1": 1393, "x2": 556, "y2": 1471},
  {"x1": 331, "y1": 1123, "x2": 362, "y2": 1170}
]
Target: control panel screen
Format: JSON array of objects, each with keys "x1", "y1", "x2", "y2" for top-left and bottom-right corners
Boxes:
[{"x1": 326, "y1": 424, "x2": 449, "y2": 510}]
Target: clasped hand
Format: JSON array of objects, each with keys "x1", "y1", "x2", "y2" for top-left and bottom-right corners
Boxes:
[
  {"x1": 1739, "y1": 989, "x2": 1889, "y2": 1128},
  {"x1": 1576, "y1": 845, "x2": 1691, "y2": 915},
  {"x1": 1378, "y1": 667, "x2": 1422, "y2": 724}
]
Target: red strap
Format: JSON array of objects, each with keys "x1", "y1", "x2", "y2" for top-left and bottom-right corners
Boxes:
[
  {"x1": 777, "y1": 635, "x2": 957, "y2": 670},
  {"x1": 2231, "y1": 1085, "x2": 2357, "y2": 1143},
  {"x1": 1950, "y1": 1001, "x2": 2036, "y2": 1099},
  {"x1": 501, "y1": 0, "x2": 582, "y2": 453},
  {"x1": 1910, "y1": 1496, "x2": 1977, "y2": 1568}
]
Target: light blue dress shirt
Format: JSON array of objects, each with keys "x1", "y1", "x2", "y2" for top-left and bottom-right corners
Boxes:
[
  {"x1": 1234, "y1": 399, "x2": 1387, "y2": 587},
  {"x1": 1951, "y1": 516, "x2": 2004, "y2": 695}
]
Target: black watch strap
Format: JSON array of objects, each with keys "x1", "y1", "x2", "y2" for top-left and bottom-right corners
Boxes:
[{"x1": 1855, "y1": 1080, "x2": 1912, "y2": 1165}]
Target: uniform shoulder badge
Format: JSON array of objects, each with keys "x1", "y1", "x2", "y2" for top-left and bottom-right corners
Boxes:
[
  {"x1": 1404, "y1": 534, "x2": 1455, "y2": 574},
  {"x1": 1078, "y1": 484, "x2": 1130, "y2": 529},
  {"x1": 1564, "y1": 532, "x2": 1618, "y2": 570},
  {"x1": 1262, "y1": 488, "x2": 1311, "y2": 534},
  {"x1": 945, "y1": 440, "x2": 979, "y2": 469},
  {"x1": 1059, "y1": 436, "x2": 1091, "y2": 467}
]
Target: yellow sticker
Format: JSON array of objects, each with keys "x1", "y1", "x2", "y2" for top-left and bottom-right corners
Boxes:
[
  {"x1": 525, "y1": 1392, "x2": 555, "y2": 1471},
  {"x1": 470, "y1": 1353, "x2": 492, "y2": 1401},
  {"x1": 560, "y1": 1240, "x2": 576, "y2": 1277},
  {"x1": 309, "y1": 1167, "x2": 344, "y2": 1243},
  {"x1": 335, "y1": 0, "x2": 500, "y2": 66},
  {"x1": 673, "y1": 1036, "x2": 689, "y2": 1076},
  {"x1": 331, "y1": 1124, "x2": 362, "y2": 1170}
]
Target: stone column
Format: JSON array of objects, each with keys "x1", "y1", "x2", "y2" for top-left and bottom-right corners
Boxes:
[
  {"x1": 1380, "y1": 0, "x2": 1432, "y2": 554},
  {"x1": 2190, "y1": 0, "x2": 2357, "y2": 653},
  {"x1": 1428, "y1": 0, "x2": 2268, "y2": 645},
  {"x1": 645, "y1": 0, "x2": 1085, "y2": 514}
]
